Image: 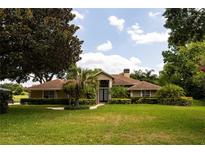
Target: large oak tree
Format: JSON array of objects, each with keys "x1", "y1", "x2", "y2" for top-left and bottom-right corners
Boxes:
[{"x1": 0, "y1": 9, "x2": 83, "y2": 83}]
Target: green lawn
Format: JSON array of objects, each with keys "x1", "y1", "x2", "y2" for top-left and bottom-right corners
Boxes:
[{"x1": 1, "y1": 104, "x2": 205, "y2": 144}]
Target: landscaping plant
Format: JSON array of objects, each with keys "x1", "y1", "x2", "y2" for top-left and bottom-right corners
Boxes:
[
  {"x1": 156, "y1": 84, "x2": 185, "y2": 98},
  {"x1": 111, "y1": 86, "x2": 129, "y2": 98}
]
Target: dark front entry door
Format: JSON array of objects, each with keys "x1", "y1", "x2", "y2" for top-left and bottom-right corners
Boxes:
[{"x1": 99, "y1": 89, "x2": 108, "y2": 102}]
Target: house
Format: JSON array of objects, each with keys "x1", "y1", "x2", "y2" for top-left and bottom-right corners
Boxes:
[{"x1": 27, "y1": 69, "x2": 161, "y2": 103}]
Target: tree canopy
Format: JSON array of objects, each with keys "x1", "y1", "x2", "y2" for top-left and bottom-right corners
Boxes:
[
  {"x1": 0, "y1": 9, "x2": 83, "y2": 83},
  {"x1": 0, "y1": 83, "x2": 24, "y2": 95},
  {"x1": 160, "y1": 8, "x2": 205, "y2": 99},
  {"x1": 159, "y1": 41, "x2": 205, "y2": 98},
  {"x1": 163, "y1": 8, "x2": 205, "y2": 48}
]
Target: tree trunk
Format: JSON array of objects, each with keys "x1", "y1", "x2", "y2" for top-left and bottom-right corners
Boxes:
[{"x1": 96, "y1": 89, "x2": 99, "y2": 104}]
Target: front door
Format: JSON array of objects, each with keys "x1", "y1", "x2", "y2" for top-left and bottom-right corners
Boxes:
[{"x1": 99, "y1": 88, "x2": 108, "y2": 102}]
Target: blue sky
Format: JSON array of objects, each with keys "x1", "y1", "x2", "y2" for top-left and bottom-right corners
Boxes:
[{"x1": 74, "y1": 8, "x2": 168, "y2": 74}]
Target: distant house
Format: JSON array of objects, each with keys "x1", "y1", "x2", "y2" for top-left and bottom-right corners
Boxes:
[{"x1": 27, "y1": 69, "x2": 161, "y2": 103}]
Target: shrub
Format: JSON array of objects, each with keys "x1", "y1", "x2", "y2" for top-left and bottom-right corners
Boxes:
[
  {"x1": 82, "y1": 85, "x2": 95, "y2": 99},
  {"x1": 138, "y1": 97, "x2": 159, "y2": 104},
  {"x1": 132, "y1": 97, "x2": 192, "y2": 106},
  {"x1": 131, "y1": 97, "x2": 142, "y2": 104},
  {"x1": 20, "y1": 98, "x2": 95, "y2": 105},
  {"x1": 111, "y1": 86, "x2": 129, "y2": 98},
  {"x1": 108, "y1": 98, "x2": 131, "y2": 104},
  {"x1": 79, "y1": 98, "x2": 96, "y2": 105},
  {"x1": 157, "y1": 84, "x2": 186, "y2": 98},
  {"x1": 158, "y1": 98, "x2": 192, "y2": 106}
]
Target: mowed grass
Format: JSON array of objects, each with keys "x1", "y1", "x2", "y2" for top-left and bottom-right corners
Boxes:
[{"x1": 1, "y1": 104, "x2": 205, "y2": 144}]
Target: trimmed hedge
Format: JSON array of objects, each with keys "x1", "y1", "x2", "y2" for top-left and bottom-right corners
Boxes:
[
  {"x1": 131, "y1": 97, "x2": 142, "y2": 104},
  {"x1": 20, "y1": 98, "x2": 95, "y2": 105},
  {"x1": 131, "y1": 97, "x2": 192, "y2": 106},
  {"x1": 78, "y1": 98, "x2": 96, "y2": 105},
  {"x1": 159, "y1": 98, "x2": 192, "y2": 106},
  {"x1": 108, "y1": 98, "x2": 131, "y2": 104},
  {"x1": 138, "y1": 97, "x2": 159, "y2": 104}
]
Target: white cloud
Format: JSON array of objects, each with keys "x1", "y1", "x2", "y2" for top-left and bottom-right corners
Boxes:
[
  {"x1": 72, "y1": 10, "x2": 84, "y2": 20},
  {"x1": 154, "y1": 62, "x2": 164, "y2": 75},
  {"x1": 0, "y1": 79, "x2": 39, "y2": 88},
  {"x1": 127, "y1": 23, "x2": 169, "y2": 44},
  {"x1": 148, "y1": 11, "x2": 161, "y2": 17},
  {"x1": 76, "y1": 52, "x2": 150, "y2": 74},
  {"x1": 97, "y1": 40, "x2": 112, "y2": 52},
  {"x1": 108, "y1": 16, "x2": 125, "y2": 31},
  {"x1": 157, "y1": 63, "x2": 164, "y2": 70}
]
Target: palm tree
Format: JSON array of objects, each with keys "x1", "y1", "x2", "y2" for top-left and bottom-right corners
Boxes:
[
  {"x1": 144, "y1": 69, "x2": 158, "y2": 82},
  {"x1": 65, "y1": 65, "x2": 100, "y2": 101},
  {"x1": 131, "y1": 69, "x2": 158, "y2": 84}
]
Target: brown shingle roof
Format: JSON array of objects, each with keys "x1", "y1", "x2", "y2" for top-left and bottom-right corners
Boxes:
[
  {"x1": 27, "y1": 73, "x2": 160, "y2": 91},
  {"x1": 127, "y1": 81, "x2": 161, "y2": 91},
  {"x1": 27, "y1": 79, "x2": 68, "y2": 90},
  {"x1": 112, "y1": 74, "x2": 141, "y2": 86}
]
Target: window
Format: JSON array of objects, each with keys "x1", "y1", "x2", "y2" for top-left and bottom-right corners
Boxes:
[
  {"x1": 142, "y1": 90, "x2": 151, "y2": 97},
  {"x1": 100, "y1": 80, "x2": 109, "y2": 87},
  {"x1": 43, "y1": 91, "x2": 55, "y2": 98}
]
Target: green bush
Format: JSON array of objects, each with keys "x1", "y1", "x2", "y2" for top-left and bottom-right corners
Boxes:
[
  {"x1": 157, "y1": 84, "x2": 185, "y2": 98},
  {"x1": 82, "y1": 85, "x2": 95, "y2": 99},
  {"x1": 108, "y1": 98, "x2": 131, "y2": 104},
  {"x1": 132, "y1": 97, "x2": 192, "y2": 106},
  {"x1": 131, "y1": 97, "x2": 142, "y2": 104},
  {"x1": 138, "y1": 97, "x2": 159, "y2": 104},
  {"x1": 79, "y1": 98, "x2": 96, "y2": 105},
  {"x1": 111, "y1": 86, "x2": 129, "y2": 98},
  {"x1": 159, "y1": 98, "x2": 192, "y2": 106},
  {"x1": 20, "y1": 98, "x2": 95, "y2": 105}
]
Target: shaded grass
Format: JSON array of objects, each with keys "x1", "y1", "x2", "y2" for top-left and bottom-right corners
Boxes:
[{"x1": 1, "y1": 104, "x2": 205, "y2": 144}]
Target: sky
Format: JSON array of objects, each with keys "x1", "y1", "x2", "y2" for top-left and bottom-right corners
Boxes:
[
  {"x1": 74, "y1": 8, "x2": 168, "y2": 74},
  {"x1": 1, "y1": 8, "x2": 169, "y2": 87}
]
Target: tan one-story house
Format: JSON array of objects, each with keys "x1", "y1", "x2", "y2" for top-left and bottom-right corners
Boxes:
[{"x1": 27, "y1": 69, "x2": 161, "y2": 103}]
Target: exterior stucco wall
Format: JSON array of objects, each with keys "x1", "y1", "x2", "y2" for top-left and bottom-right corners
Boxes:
[
  {"x1": 96, "y1": 73, "x2": 113, "y2": 88},
  {"x1": 56, "y1": 90, "x2": 67, "y2": 98},
  {"x1": 96, "y1": 73, "x2": 113, "y2": 102},
  {"x1": 150, "y1": 90, "x2": 157, "y2": 96},
  {"x1": 130, "y1": 91, "x2": 141, "y2": 97},
  {"x1": 30, "y1": 90, "x2": 67, "y2": 99},
  {"x1": 130, "y1": 90, "x2": 158, "y2": 97},
  {"x1": 30, "y1": 90, "x2": 43, "y2": 98}
]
